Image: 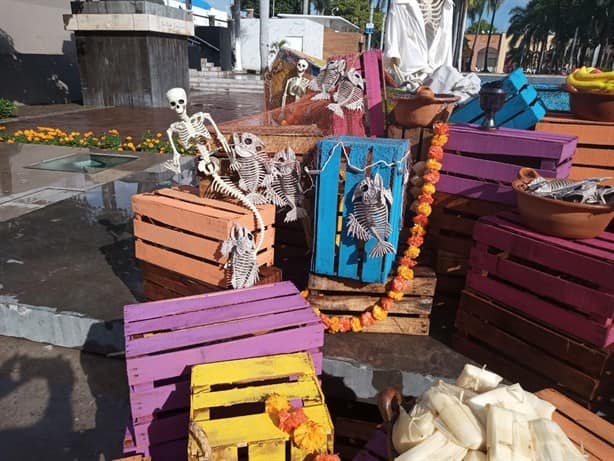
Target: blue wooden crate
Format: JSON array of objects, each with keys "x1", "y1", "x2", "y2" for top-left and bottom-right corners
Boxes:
[
  {"x1": 450, "y1": 69, "x2": 547, "y2": 129},
  {"x1": 311, "y1": 136, "x2": 409, "y2": 284}
]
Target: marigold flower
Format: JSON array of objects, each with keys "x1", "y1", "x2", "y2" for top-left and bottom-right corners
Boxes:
[
  {"x1": 423, "y1": 170, "x2": 440, "y2": 184},
  {"x1": 409, "y1": 235, "x2": 424, "y2": 247},
  {"x1": 428, "y1": 145, "x2": 444, "y2": 160},
  {"x1": 418, "y1": 194, "x2": 434, "y2": 205},
  {"x1": 397, "y1": 266, "x2": 414, "y2": 280},
  {"x1": 380, "y1": 296, "x2": 394, "y2": 310},
  {"x1": 266, "y1": 394, "x2": 291, "y2": 418},
  {"x1": 399, "y1": 256, "x2": 413, "y2": 267},
  {"x1": 117, "y1": 147, "x2": 123, "y2": 151},
  {"x1": 421, "y1": 182, "x2": 436, "y2": 195},
  {"x1": 431, "y1": 134, "x2": 449, "y2": 146},
  {"x1": 433, "y1": 122, "x2": 449, "y2": 135},
  {"x1": 156, "y1": 132, "x2": 163, "y2": 137},
  {"x1": 392, "y1": 277, "x2": 408, "y2": 292},
  {"x1": 360, "y1": 311, "x2": 375, "y2": 327},
  {"x1": 314, "y1": 453, "x2": 341, "y2": 461},
  {"x1": 350, "y1": 316, "x2": 362, "y2": 332},
  {"x1": 7, "y1": 139, "x2": 15, "y2": 144},
  {"x1": 0, "y1": 125, "x2": 5, "y2": 131},
  {"x1": 329, "y1": 316, "x2": 341, "y2": 333},
  {"x1": 338, "y1": 316, "x2": 351, "y2": 333},
  {"x1": 405, "y1": 245, "x2": 421, "y2": 259},
  {"x1": 416, "y1": 202, "x2": 432, "y2": 216},
  {"x1": 300, "y1": 289, "x2": 309, "y2": 299},
  {"x1": 294, "y1": 421, "x2": 327, "y2": 453},
  {"x1": 413, "y1": 214, "x2": 429, "y2": 226},
  {"x1": 411, "y1": 224, "x2": 426, "y2": 237},
  {"x1": 372, "y1": 305, "x2": 388, "y2": 320},
  {"x1": 387, "y1": 290, "x2": 404, "y2": 301},
  {"x1": 278, "y1": 407, "x2": 308, "y2": 433},
  {"x1": 426, "y1": 159, "x2": 442, "y2": 171},
  {"x1": 319, "y1": 313, "x2": 330, "y2": 328}
]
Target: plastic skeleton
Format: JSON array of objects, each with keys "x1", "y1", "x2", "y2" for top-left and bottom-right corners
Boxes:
[
  {"x1": 309, "y1": 58, "x2": 346, "y2": 101},
  {"x1": 347, "y1": 174, "x2": 396, "y2": 258},
  {"x1": 526, "y1": 176, "x2": 614, "y2": 204},
  {"x1": 266, "y1": 147, "x2": 308, "y2": 222},
  {"x1": 282, "y1": 59, "x2": 311, "y2": 108},
  {"x1": 220, "y1": 224, "x2": 259, "y2": 289},
  {"x1": 164, "y1": 88, "x2": 266, "y2": 252},
  {"x1": 419, "y1": 0, "x2": 446, "y2": 44},
  {"x1": 327, "y1": 68, "x2": 365, "y2": 118},
  {"x1": 228, "y1": 132, "x2": 274, "y2": 205}
]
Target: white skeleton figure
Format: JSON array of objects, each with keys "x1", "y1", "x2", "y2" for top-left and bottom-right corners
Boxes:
[
  {"x1": 164, "y1": 87, "x2": 266, "y2": 252},
  {"x1": 327, "y1": 68, "x2": 365, "y2": 118},
  {"x1": 282, "y1": 59, "x2": 311, "y2": 108},
  {"x1": 229, "y1": 132, "x2": 274, "y2": 205},
  {"x1": 309, "y1": 58, "x2": 347, "y2": 101},
  {"x1": 221, "y1": 224, "x2": 259, "y2": 289}
]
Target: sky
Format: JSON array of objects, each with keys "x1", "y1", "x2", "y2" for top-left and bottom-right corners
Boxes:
[{"x1": 491, "y1": 0, "x2": 528, "y2": 32}]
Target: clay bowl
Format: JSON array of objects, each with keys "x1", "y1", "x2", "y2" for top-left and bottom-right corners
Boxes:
[
  {"x1": 390, "y1": 86, "x2": 460, "y2": 128},
  {"x1": 564, "y1": 84, "x2": 614, "y2": 122},
  {"x1": 513, "y1": 169, "x2": 614, "y2": 239}
]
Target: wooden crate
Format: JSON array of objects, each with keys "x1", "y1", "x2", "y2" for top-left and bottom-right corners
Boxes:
[
  {"x1": 113, "y1": 456, "x2": 150, "y2": 461},
  {"x1": 307, "y1": 266, "x2": 436, "y2": 335},
  {"x1": 123, "y1": 281, "x2": 324, "y2": 459},
  {"x1": 439, "y1": 124, "x2": 577, "y2": 205},
  {"x1": 188, "y1": 352, "x2": 334, "y2": 460},
  {"x1": 536, "y1": 113, "x2": 614, "y2": 185},
  {"x1": 454, "y1": 289, "x2": 612, "y2": 410},
  {"x1": 535, "y1": 389, "x2": 614, "y2": 461},
  {"x1": 132, "y1": 187, "x2": 275, "y2": 289},
  {"x1": 386, "y1": 124, "x2": 432, "y2": 163},
  {"x1": 450, "y1": 69, "x2": 547, "y2": 129},
  {"x1": 467, "y1": 212, "x2": 614, "y2": 348},
  {"x1": 142, "y1": 262, "x2": 283, "y2": 301},
  {"x1": 312, "y1": 136, "x2": 409, "y2": 284}
]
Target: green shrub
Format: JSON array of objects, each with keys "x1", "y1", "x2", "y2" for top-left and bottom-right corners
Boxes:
[{"x1": 0, "y1": 99, "x2": 16, "y2": 119}]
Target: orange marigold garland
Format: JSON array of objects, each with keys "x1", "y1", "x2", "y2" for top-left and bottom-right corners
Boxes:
[
  {"x1": 315, "y1": 122, "x2": 448, "y2": 333},
  {"x1": 265, "y1": 395, "x2": 339, "y2": 460}
]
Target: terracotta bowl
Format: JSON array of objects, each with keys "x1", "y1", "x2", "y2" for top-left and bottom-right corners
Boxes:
[
  {"x1": 390, "y1": 86, "x2": 460, "y2": 128},
  {"x1": 564, "y1": 84, "x2": 614, "y2": 122},
  {"x1": 512, "y1": 169, "x2": 614, "y2": 239}
]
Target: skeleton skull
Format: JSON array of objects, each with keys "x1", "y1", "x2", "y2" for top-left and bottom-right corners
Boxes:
[
  {"x1": 347, "y1": 69, "x2": 365, "y2": 91},
  {"x1": 166, "y1": 88, "x2": 187, "y2": 115},
  {"x1": 296, "y1": 59, "x2": 308, "y2": 75}
]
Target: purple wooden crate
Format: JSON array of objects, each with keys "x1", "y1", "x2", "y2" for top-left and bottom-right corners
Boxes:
[
  {"x1": 352, "y1": 426, "x2": 389, "y2": 461},
  {"x1": 123, "y1": 281, "x2": 324, "y2": 459},
  {"x1": 439, "y1": 124, "x2": 577, "y2": 205}
]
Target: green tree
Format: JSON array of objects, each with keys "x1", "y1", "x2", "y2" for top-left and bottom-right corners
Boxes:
[
  {"x1": 482, "y1": 0, "x2": 503, "y2": 71},
  {"x1": 466, "y1": 0, "x2": 486, "y2": 71},
  {"x1": 243, "y1": 0, "x2": 302, "y2": 16},
  {"x1": 330, "y1": 0, "x2": 381, "y2": 48},
  {"x1": 467, "y1": 19, "x2": 497, "y2": 34}
]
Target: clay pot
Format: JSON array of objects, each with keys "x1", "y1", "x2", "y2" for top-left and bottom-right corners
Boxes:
[
  {"x1": 390, "y1": 86, "x2": 460, "y2": 128},
  {"x1": 564, "y1": 84, "x2": 614, "y2": 122},
  {"x1": 513, "y1": 168, "x2": 614, "y2": 239}
]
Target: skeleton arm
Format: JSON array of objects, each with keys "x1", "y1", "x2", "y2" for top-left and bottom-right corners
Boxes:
[
  {"x1": 163, "y1": 126, "x2": 182, "y2": 175},
  {"x1": 282, "y1": 79, "x2": 292, "y2": 108},
  {"x1": 199, "y1": 112, "x2": 231, "y2": 155}
]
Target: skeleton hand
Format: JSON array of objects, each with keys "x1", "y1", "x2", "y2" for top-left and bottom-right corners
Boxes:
[
  {"x1": 163, "y1": 153, "x2": 181, "y2": 175},
  {"x1": 197, "y1": 156, "x2": 221, "y2": 176}
]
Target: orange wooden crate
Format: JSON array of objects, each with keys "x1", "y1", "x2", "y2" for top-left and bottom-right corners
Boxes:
[
  {"x1": 133, "y1": 186, "x2": 275, "y2": 289},
  {"x1": 536, "y1": 388, "x2": 614, "y2": 461},
  {"x1": 536, "y1": 114, "x2": 614, "y2": 185}
]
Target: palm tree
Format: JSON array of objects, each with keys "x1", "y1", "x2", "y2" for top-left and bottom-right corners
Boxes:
[
  {"x1": 482, "y1": 0, "x2": 502, "y2": 71},
  {"x1": 467, "y1": 0, "x2": 486, "y2": 71}
]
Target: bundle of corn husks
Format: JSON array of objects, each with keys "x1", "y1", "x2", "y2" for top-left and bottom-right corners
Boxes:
[{"x1": 392, "y1": 364, "x2": 587, "y2": 460}]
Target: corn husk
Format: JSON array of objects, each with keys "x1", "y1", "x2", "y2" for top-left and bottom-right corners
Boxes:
[
  {"x1": 435, "y1": 380, "x2": 478, "y2": 404},
  {"x1": 463, "y1": 450, "x2": 487, "y2": 461},
  {"x1": 392, "y1": 403, "x2": 435, "y2": 453},
  {"x1": 395, "y1": 430, "x2": 467, "y2": 461},
  {"x1": 530, "y1": 419, "x2": 587, "y2": 461},
  {"x1": 523, "y1": 391, "x2": 556, "y2": 419},
  {"x1": 468, "y1": 384, "x2": 539, "y2": 425},
  {"x1": 486, "y1": 405, "x2": 533, "y2": 461},
  {"x1": 456, "y1": 364, "x2": 503, "y2": 393}
]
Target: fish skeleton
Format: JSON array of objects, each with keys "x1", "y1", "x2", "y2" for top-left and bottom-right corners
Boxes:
[
  {"x1": 266, "y1": 147, "x2": 308, "y2": 222},
  {"x1": 229, "y1": 132, "x2": 273, "y2": 205},
  {"x1": 220, "y1": 224, "x2": 259, "y2": 289},
  {"x1": 327, "y1": 68, "x2": 365, "y2": 118},
  {"x1": 347, "y1": 173, "x2": 396, "y2": 258},
  {"x1": 309, "y1": 58, "x2": 346, "y2": 101}
]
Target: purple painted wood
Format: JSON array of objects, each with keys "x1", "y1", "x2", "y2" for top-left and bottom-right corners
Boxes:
[
  {"x1": 473, "y1": 216, "x2": 613, "y2": 289},
  {"x1": 351, "y1": 427, "x2": 388, "y2": 461},
  {"x1": 124, "y1": 281, "x2": 296, "y2": 323},
  {"x1": 441, "y1": 152, "x2": 557, "y2": 183},
  {"x1": 448, "y1": 124, "x2": 578, "y2": 160},
  {"x1": 437, "y1": 174, "x2": 516, "y2": 204},
  {"x1": 134, "y1": 412, "x2": 188, "y2": 451},
  {"x1": 467, "y1": 272, "x2": 613, "y2": 347},
  {"x1": 361, "y1": 50, "x2": 385, "y2": 137},
  {"x1": 147, "y1": 438, "x2": 187, "y2": 461},
  {"x1": 469, "y1": 248, "x2": 614, "y2": 322},
  {"x1": 125, "y1": 293, "x2": 308, "y2": 338}
]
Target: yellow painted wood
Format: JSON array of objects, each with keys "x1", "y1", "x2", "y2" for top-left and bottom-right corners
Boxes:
[
  {"x1": 192, "y1": 375, "x2": 323, "y2": 412},
  {"x1": 212, "y1": 446, "x2": 238, "y2": 461},
  {"x1": 193, "y1": 405, "x2": 333, "y2": 447},
  {"x1": 191, "y1": 352, "x2": 314, "y2": 391},
  {"x1": 248, "y1": 440, "x2": 286, "y2": 460}
]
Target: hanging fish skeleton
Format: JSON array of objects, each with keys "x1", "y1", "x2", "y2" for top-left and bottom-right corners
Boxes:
[
  {"x1": 220, "y1": 224, "x2": 259, "y2": 289},
  {"x1": 228, "y1": 132, "x2": 275, "y2": 205},
  {"x1": 347, "y1": 174, "x2": 396, "y2": 258},
  {"x1": 266, "y1": 147, "x2": 308, "y2": 222},
  {"x1": 526, "y1": 176, "x2": 614, "y2": 204},
  {"x1": 327, "y1": 68, "x2": 365, "y2": 118}
]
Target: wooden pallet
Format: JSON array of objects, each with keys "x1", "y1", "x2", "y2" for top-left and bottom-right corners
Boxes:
[
  {"x1": 438, "y1": 123, "x2": 577, "y2": 205},
  {"x1": 123, "y1": 281, "x2": 324, "y2": 459},
  {"x1": 450, "y1": 69, "x2": 547, "y2": 129},
  {"x1": 132, "y1": 186, "x2": 275, "y2": 289},
  {"x1": 312, "y1": 136, "x2": 410, "y2": 284},
  {"x1": 386, "y1": 124, "x2": 432, "y2": 163},
  {"x1": 142, "y1": 262, "x2": 283, "y2": 301},
  {"x1": 536, "y1": 389, "x2": 614, "y2": 461},
  {"x1": 307, "y1": 267, "x2": 436, "y2": 335},
  {"x1": 454, "y1": 289, "x2": 613, "y2": 410},
  {"x1": 468, "y1": 212, "x2": 614, "y2": 348},
  {"x1": 536, "y1": 113, "x2": 614, "y2": 185},
  {"x1": 188, "y1": 352, "x2": 334, "y2": 460}
]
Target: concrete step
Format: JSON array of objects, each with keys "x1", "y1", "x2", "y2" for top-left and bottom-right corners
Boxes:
[{"x1": 190, "y1": 77, "x2": 264, "y2": 86}]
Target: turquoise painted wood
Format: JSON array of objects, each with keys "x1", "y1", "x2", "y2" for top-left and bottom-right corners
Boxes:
[
  {"x1": 450, "y1": 69, "x2": 546, "y2": 129},
  {"x1": 312, "y1": 136, "x2": 409, "y2": 284}
]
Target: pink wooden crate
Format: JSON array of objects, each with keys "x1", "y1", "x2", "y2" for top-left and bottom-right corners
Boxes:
[
  {"x1": 439, "y1": 124, "x2": 577, "y2": 205},
  {"x1": 123, "y1": 281, "x2": 324, "y2": 460},
  {"x1": 468, "y1": 212, "x2": 614, "y2": 347}
]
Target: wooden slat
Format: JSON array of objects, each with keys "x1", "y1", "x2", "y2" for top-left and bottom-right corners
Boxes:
[
  {"x1": 361, "y1": 316, "x2": 429, "y2": 335},
  {"x1": 309, "y1": 294, "x2": 432, "y2": 315},
  {"x1": 247, "y1": 440, "x2": 285, "y2": 460},
  {"x1": 437, "y1": 174, "x2": 516, "y2": 205},
  {"x1": 573, "y1": 147, "x2": 614, "y2": 167}
]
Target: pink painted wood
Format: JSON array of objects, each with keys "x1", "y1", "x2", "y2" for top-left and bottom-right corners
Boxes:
[
  {"x1": 469, "y1": 213, "x2": 614, "y2": 347},
  {"x1": 123, "y1": 280, "x2": 324, "y2": 456},
  {"x1": 361, "y1": 49, "x2": 386, "y2": 137}
]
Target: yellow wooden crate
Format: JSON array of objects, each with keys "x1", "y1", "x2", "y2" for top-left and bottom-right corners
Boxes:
[{"x1": 188, "y1": 352, "x2": 334, "y2": 461}]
